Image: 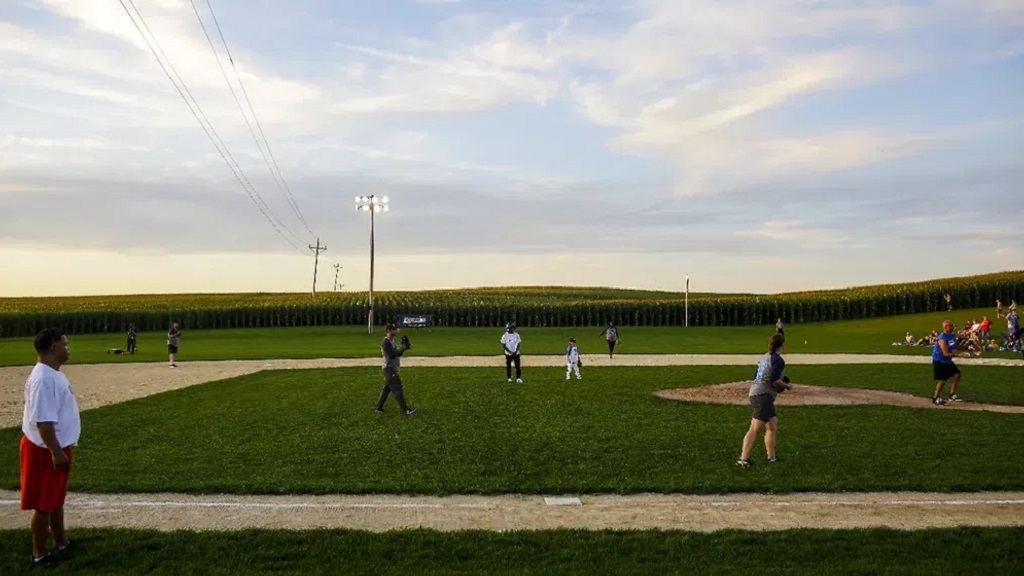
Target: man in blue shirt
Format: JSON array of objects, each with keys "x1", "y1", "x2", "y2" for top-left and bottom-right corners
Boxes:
[{"x1": 931, "y1": 320, "x2": 964, "y2": 405}]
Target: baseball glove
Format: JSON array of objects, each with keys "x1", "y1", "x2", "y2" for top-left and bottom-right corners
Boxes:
[
  {"x1": 577, "y1": 358, "x2": 583, "y2": 368},
  {"x1": 401, "y1": 335, "x2": 411, "y2": 349}
]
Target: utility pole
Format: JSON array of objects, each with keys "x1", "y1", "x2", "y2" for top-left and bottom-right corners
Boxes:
[
  {"x1": 309, "y1": 238, "x2": 327, "y2": 298},
  {"x1": 333, "y1": 263, "x2": 343, "y2": 291}
]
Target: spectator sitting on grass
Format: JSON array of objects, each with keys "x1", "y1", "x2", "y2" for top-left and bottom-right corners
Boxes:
[{"x1": 905, "y1": 332, "x2": 915, "y2": 345}]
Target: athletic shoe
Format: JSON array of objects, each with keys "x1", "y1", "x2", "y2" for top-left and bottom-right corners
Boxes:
[
  {"x1": 170, "y1": 363, "x2": 177, "y2": 368},
  {"x1": 507, "y1": 378, "x2": 512, "y2": 383},
  {"x1": 949, "y1": 394, "x2": 963, "y2": 402},
  {"x1": 374, "y1": 408, "x2": 384, "y2": 414},
  {"x1": 736, "y1": 459, "x2": 751, "y2": 467},
  {"x1": 566, "y1": 375, "x2": 571, "y2": 380},
  {"x1": 404, "y1": 408, "x2": 417, "y2": 416},
  {"x1": 933, "y1": 397, "x2": 946, "y2": 406},
  {"x1": 30, "y1": 552, "x2": 59, "y2": 567},
  {"x1": 768, "y1": 457, "x2": 780, "y2": 463},
  {"x1": 516, "y1": 378, "x2": 523, "y2": 384},
  {"x1": 51, "y1": 539, "x2": 75, "y2": 559}
]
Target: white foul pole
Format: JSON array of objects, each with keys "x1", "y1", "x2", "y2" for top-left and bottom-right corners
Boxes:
[{"x1": 685, "y1": 275, "x2": 690, "y2": 328}]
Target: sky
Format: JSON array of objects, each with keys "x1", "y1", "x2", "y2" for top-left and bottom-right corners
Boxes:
[{"x1": 1, "y1": 0, "x2": 1023, "y2": 297}]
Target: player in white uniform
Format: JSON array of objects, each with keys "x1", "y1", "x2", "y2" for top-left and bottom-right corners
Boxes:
[
  {"x1": 501, "y1": 323, "x2": 523, "y2": 383},
  {"x1": 566, "y1": 337, "x2": 582, "y2": 380}
]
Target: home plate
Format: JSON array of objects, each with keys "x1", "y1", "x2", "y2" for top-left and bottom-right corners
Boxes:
[{"x1": 544, "y1": 496, "x2": 582, "y2": 506}]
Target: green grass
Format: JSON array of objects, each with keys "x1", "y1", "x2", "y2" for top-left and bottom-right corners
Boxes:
[
  {"x1": 0, "y1": 306, "x2": 1019, "y2": 366},
  {"x1": 0, "y1": 527, "x2": 1021, "y2": 575},
  {"x1": 3, "y1": 365, "x2": 1021, "y2": 495}
]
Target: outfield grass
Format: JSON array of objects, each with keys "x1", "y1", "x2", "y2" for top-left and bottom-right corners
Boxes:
[
  {"x1": 2, "y1": 365, "x2": 1021, "y2": 495},
  {"x1": 0, "y1": 527, "x2": 1021, "y2": 575},
  {"x1": 0, "y1": 306, "x2": 1018, "y2": 366}
]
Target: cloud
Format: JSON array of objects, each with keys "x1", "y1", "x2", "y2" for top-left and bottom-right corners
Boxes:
[{"x1": 1, "y1": 0, "x2": 1023, "y2": 295}]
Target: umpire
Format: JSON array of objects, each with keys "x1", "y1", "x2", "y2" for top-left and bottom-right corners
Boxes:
[{"x1": 375, "y1": 323, "x2": 417, "y2": 415}]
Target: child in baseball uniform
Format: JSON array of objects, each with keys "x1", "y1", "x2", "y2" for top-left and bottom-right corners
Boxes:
[{"x1": 566, "y1": 337, "x2": 582, "y2": 380}]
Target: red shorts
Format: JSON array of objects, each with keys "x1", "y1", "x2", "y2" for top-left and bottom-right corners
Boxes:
[{"x1": 20, "y1": 436, "x2": 72, "y2": 513}]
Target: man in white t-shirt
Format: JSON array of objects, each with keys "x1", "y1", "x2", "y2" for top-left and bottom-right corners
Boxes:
[
  {"x1": 501, "y1": 322, "x2": 523, "y2": 383},
  {"x1": 21, "y1": 328, "x2": 81, "y2": 567}
]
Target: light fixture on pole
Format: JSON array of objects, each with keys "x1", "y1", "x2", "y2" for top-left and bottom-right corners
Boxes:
[{"x1": 355, "y1": 194, "x2": 389, "y2": 334}]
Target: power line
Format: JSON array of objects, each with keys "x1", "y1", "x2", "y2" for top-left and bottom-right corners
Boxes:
[
  {"x1": 189, "y1": 0, "x2": 317, "y2": 240},
  {"x1": 126, "y1": 0, "x2": 306, "y2": 249},
  {"x1": 118, "y1": 0, "x2": 307, "y2": 254},
  {"x1": 200, "y1": 0, "x2": 316, "y2": 238}
]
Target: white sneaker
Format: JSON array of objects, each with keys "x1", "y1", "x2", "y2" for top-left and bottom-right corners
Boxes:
[
  {"x1": 566, "y1": 375, "x2": 571, "y2": 380},
  {"x1": 507, "y1": 378, "x2": 512, "y2": 383},
  {"x1": 516, "y1": 378, "x2": 523, "y2": 384}
]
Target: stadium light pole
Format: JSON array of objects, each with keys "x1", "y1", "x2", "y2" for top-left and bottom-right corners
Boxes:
[{"x1": 355, "y1": 195, "x2": 389, "y2": 334}]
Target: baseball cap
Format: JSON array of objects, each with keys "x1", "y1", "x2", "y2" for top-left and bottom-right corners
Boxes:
[
  {"x1": 569, "y1": 337, "x2": 576, "y2": 342},
  {"x1": 385, "y1": 322, "x2": 398, "y2": 331}
]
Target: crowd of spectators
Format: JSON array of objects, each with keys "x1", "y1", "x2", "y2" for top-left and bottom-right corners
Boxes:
[{"x1": 898, "y1": 311, "x2": 1021, "y2": 356}]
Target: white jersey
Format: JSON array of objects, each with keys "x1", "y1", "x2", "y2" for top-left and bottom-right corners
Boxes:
[
  {"x1": 566, "y1": 345, "x2": 580, "y2": 365},
  {"x1": 23, "y1": 363, "x2": 81, "y2": 448},
  {"x1": 501, "y1": 332, "x2": 522, "y2": 356}
]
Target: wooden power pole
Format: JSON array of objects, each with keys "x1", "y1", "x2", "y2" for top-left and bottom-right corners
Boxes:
[{"x1": 309, "y1": 238, "x2": 327, "y2": 297}]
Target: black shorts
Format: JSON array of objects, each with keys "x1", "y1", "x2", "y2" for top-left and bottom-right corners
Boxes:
[
  {"x1": 932, "y1": 361, "x2": 960, "y2": 381},
  {"x1": 168, "y1": 344, "x2": 179, "y2": 354},
  {"x1": 749, "y1": 393, "x2": 776, "y2": 422}
]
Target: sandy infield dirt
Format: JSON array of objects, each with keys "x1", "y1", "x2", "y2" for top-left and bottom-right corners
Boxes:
[
  {"x1": 2, "y1": 354, "x2": 1022, "y2": 532},
  {"x1": 657, "y1": 382, "x2": 1024, "y2": 414}
]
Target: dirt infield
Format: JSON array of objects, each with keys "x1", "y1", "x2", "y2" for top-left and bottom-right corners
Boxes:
[
  {"x1": 1, "y1": 490, "x2": 1022, "y2": 532},
  {"x1": 2, "y1": 354, "x2": 1022, "y2": 532},
  {"x1": 657, "y1": 382, "x2": 1024, "y2": 414}
]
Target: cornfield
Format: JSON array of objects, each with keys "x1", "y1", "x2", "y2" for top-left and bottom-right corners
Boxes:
[{"x1": 0, "y1": 272, "x2": 1020, "y2": 337}]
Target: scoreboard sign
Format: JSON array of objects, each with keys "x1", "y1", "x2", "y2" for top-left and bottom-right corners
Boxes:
[{"x1": 397, "y1": 314, "x2": 432, "y2": 328}]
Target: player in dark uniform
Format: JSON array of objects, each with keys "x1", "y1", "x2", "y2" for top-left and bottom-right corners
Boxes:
[
  {"x1": 167, "y1": 323, "x2": 181, "y2": 367},
  {"x1": 126, "y1": 323, "x2": 137, "y2": 355},
  {"x1": 375, "y1": 323, "x2": 416, "y2": 415},
  {"x1": 599, "y1": 321, "x2": 620, "y2": 358}
]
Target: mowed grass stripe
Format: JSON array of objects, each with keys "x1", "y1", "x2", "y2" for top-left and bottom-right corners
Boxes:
[
  {"x1": 2, "y1": 366, "x2": 1021, "y2": 495},
  {"x1": 1, "y1": 305, "x2": 1021, "y2": 366},
  {"x1": 0, "y1": 527, "x2": 1021, "y2": 575}
]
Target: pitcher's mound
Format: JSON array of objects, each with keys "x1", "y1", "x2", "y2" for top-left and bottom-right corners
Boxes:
[{"x1": 656, "y1": 382, "x2": 1024, "y2": 414}]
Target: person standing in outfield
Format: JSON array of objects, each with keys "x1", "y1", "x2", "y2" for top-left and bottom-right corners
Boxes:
[
  {"x1": 501, "y1": 322, "x2": 523, "y2": 383},
  {"x1": 167, "y1": 322, "x2": 181, "y2": 368},
  {"x1": 126, "y1": 323, "x2": 137, "y2": 355},
  {"x1": 996, "y1": 299, "x2": 1003, "y2": 319},
  {"x1": 737, "y1": 333, "x2": 792, "y2": 467},
  {"x1": 932, "y1": 320, "x2": 965, "y2": 405},
  {"x1": 599, "y1": 321, "x2": 620, "y2": 359},
  {"x1": 565, "y1": 337, "x2": 582, "y2": 380},
  {"x1": 21, "y1": 328, "x2": 81, "y2": 568},
  {"x1": 375, "y1": 323, "x2": 416, "y2": 415},
  {"x1": 776, "y1": 318, "x2": 785, "y2": 335}
]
